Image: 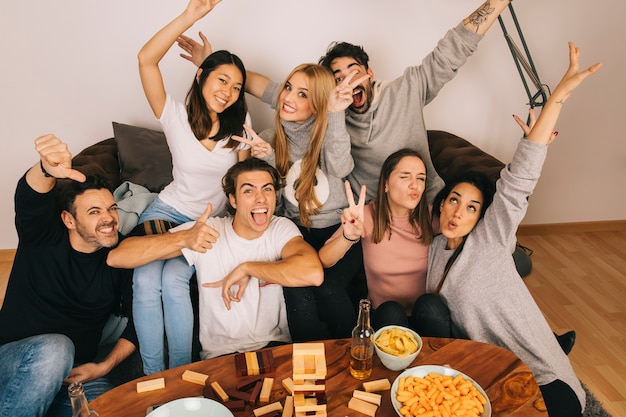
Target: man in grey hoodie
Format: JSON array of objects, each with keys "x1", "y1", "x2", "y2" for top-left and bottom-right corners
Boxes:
[{"x1": 178, "y1": 1, "x2": 512, "y2": 203}]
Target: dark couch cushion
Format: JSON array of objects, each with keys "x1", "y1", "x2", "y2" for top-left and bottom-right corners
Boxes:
[
  {"x1": 113, "y1": 122, "x2": 173, "y2": 193},
  {"x1": 70, "y1": 137, "x2": 122, "y2": 189},
  {"x1": 427, "y1": 130, "x2": 504, "y2": 185}
]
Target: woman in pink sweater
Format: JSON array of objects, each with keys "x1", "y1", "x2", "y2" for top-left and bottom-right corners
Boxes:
[{"x1": 319, "y1": 148, "x2": 434, "y2": 330}]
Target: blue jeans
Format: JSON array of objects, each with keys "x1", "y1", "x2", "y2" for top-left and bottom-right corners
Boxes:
[
  {"x1": 0, "y1": 334, "x2": 73, "y2": 417},
  {"x1": 133, "y1": 197, "x2": 196, "y2": 375}
]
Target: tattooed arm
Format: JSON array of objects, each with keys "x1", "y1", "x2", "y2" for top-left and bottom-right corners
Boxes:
[{"x1": 463, "y1": 0, "x2": 511, "y2": 35}]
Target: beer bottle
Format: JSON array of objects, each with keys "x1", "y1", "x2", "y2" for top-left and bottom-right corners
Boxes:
[{"x1": 350, "y1": 299, "x2": 374, "y2": 379}]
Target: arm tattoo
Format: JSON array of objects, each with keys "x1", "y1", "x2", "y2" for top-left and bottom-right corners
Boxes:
[{"x1": 467, "y1": 2, "x2": 496, "y2": 32}]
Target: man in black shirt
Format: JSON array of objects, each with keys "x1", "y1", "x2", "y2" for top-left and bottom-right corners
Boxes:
[{"x1": 0, "y1": 134, "x2": 138, "y2": 417}]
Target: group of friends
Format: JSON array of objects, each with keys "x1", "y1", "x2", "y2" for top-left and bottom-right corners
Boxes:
[{"x1": 0, "y1": 0, "x2": 602, "y2": 416}]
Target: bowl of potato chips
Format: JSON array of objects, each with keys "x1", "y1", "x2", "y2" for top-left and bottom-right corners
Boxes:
[{"x1": 373, "y1": 325, "x2": 422, "y2": 371}]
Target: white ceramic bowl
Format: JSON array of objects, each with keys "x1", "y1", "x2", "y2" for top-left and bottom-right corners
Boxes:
[
  {"x1": 147, "y1": 398, "x2": 234, "y2": 417},
  {"x1": 391, "y1": 365, "x2": 491, "y2": 417},
  {"x1": 373, "y1": 325, "x2": 422, "y2": 371}
]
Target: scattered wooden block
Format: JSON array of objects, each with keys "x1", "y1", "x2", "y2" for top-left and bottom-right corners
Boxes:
[
  {"x1": 253, "y1": 401, "x2": 283, "y2": 417},
  {"x1": 259, "y1": 377, "x2": 274, "y2": 403},
  {"x1": 249, "y1": 380, "x2": 263, "y2": 406},
  {"x1": 136, "y1": 377, "x2": 165, "y2": 393},
  {"x1": 281, "y1": 377, "x2": 294, "y2": 395},
  {"x1": 348, "y1": 397, "x2": 378, "y2": 416},
  {"x1": 362, "y1": 378, "x2": 391, "y2": 392},
  {"x1": 182, "y1": 370, "x2": 208, "y2": 385},
  {"x1": 237, "y1": 375, "x2": 263, "y2": 391},
  {"x1": 210, "y1": 381, "x2": 229, "y2": 402},
  {"x1": 353, "y1": 390, "x2": 382, "y2": 406},
  {"x1": 225, "y1": 387, "x2": 251, "y2": 402},
  {"x1": 282, "y1": 396, "x2": 294, "y2": 417}
]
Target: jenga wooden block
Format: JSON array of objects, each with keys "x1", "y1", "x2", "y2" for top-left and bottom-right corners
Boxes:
[
  {"x1": 225, "y1": 387, "x2": 251, "y2": 402},
  {"x1": 362, "y1": 378, "x2": 391, "y2": 392},
  {"x1": 136, "y1": 377, "x2": 165, "y2": 393},
  {"x1": 353, "y1": 390, "x2": 382, "y2": 406},
  {"x1": 292, "y1": 353, "x2": 305, "y2": 375},
  {"x1": 203, "y1": 381, "x2": 218, "y2": 401},
  {"x1": 292, "y1": 343, "x2": 325, "y2": 356},
  {"x1": 235, "y1": 352, "x2": 248, "y2": 376},
  {"x1": 291, "y1": 380, "x2": 325, "y2": 393},
  {"x1": 294, "y1": 398, "x2": 326, "y2": 414},
  {"x1": 295, "y1": 412, "x2": 326, "y2": 417},
  {"x1": 260, "y1": 350, "x2": 276, "y2": 374},
  {"x1": 246, "y1": 351, "x2": 260, "y2": 376},
  {"x1": 348, "y1": 397, "x2": 378, "y2": 416},
  {"x1": 249, "y1": 380, "x2": 263, "y2": 406},
  {"x1": 259, "y1": 377, "x2": 274, "y2": 403},
  {"x1": 314, "y1": 354, "x2": 327, "y2": 377},
  {"x1": 293, "y1": 393, "x2": 306, "y2": 407},
  {"x1": 210, "y1": 381, "x2": 229, "y2": 402},
  {"x1": 253, "y1": 401, "x2": 283, "y2": 417},
  {"x1": 282, "y1": 396, "x2": 294, "y2": 417},
  {"x1": 182, "y1": 370, "x2": 209, "y2": 385},
  {"x1": 237, "y1": 375, "x2": 263, "y2": 391},
  {"x1": 281, "y1": 377, "x2": 294, "y2": 395},
  {"x1": 292, "y1": 372, "x2": 326, "y2": 383},
  {"x1": 303, "y1": 355, "x2": 316, "y2": 373}
]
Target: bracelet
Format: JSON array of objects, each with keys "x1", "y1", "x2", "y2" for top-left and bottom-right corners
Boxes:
[
  {"x1": 342, "y1": 230, "x2": 360, "y2": 244},
  {"x1": 40, "y1": 160, "x2": 53, "y2": 178}
]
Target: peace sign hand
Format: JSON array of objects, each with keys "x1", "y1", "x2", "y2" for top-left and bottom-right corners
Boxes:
[
  {"x1": 340, "y1": 181, "x2": 366, "y2": 240},
  {"x1": 328, "y1": 70, "x2": 371, "y2": 113},
  {"x1": 231, "y1": 124, "x2": 274, "y2": 158}
]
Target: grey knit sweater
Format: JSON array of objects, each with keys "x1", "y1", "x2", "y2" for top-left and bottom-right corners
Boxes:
[
  {"x1": 345, "y1": 22, "x2": 482, "y2": 204},
  {"x1": 257, "y1": 89, "x2": 353, "y2": 228},
  {"x1": 427, "y1": 139, "x2": 585, "y2": 409}
]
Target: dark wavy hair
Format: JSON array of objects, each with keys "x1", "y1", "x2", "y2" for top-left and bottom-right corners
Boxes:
[
  {"x1": 432, "y1": 171, "x2": 495, "y2": 223},
  {"x1": 56, "y1": 175, "x2": 112, "y2": 216},
  {"x1": 186, "y1": 50, "x2": 247, "y2": 149},
  {"x1": 318, "y1": 41, "x2": 370, "y2": 70},
  {"x1": 222, "y1": 158, "x2": 285, "y2": 215},
  {"x1": 372, "y1": 148, "x2": 433, "y2": 245},
  {"x1": 431, "y1": 171, "x2": 496, "y2": 290}
]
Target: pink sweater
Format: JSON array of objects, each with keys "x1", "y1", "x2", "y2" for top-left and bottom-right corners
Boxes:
[{"x1": 328, "y1": 201, "x2": 429, "y2": 315}]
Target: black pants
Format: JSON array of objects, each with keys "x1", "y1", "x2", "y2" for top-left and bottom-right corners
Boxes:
[
  {"x1": 283, "y1": 225, "x2": 362, "y2": 342},
  {"x1": 412, "y1": 294, "x2": 583, "y2": 416}
]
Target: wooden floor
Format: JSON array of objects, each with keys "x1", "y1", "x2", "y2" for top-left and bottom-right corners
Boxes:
[{"x1": 1, "y1": 227, "x2": 625, "y2": 415}]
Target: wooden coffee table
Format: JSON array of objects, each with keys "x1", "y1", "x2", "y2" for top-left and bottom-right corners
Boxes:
[{"x1": 89, "y1": 338, "x2": 547, "y2": 416}]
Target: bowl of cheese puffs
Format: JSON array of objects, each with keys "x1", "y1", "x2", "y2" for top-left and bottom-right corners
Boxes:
[{"x1": 373, "y1": 325, "x2": 422, "y2": 371}]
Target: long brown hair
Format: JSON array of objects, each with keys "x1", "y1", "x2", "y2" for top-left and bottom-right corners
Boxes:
[
  {"x1": 185, "y1": 50, "x2": 247, "y2": 149},
  {"x1": 274, "y1": 64, "x2": 335, "y2": 228},
  {"x1": 372, "y1": 148, "x2": 433, "y2": 245}
]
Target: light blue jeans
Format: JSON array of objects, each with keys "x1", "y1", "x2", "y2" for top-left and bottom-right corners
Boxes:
[
  {"x1": 0, "y1": 334, "x2": 74, "y2": 417},
  {"x1": 133, "y1": 197, "x2": 196, "y2": 375}
]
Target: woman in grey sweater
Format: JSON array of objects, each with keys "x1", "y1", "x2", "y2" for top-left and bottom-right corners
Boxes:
[{"x1": 416, "y1": 43, "x2": 601, "y2": 416}]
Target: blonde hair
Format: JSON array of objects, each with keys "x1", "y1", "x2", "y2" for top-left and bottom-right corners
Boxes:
[{"x1": 274, "y1": 64, "x2": 335, "y2": 228}]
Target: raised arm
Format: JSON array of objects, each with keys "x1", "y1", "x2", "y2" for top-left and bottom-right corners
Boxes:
[
  {"x1": 319, "y1": 181, "x2": 366, "y2": 268},
  {"x1": 514, "y1": 42, "x2": 602, "y2": 146},
  {"x1": 463, "y1": 0, "x2": 511, "y2": 35},
  {"x1": 176, "y1": 33, "x2": 270, "y2": 99},
  {"x1": 138, "y1": 0, "x2": 223, "y2": 119},
  {"x1": 107, "y1": 204, "x2": 220, "y2": 268},
  {"x1": 27, "y1": 134, "x2": 86, "y2": 193}
]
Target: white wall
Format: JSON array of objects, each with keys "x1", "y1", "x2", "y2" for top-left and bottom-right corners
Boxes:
[{"x1": 1, "y1": 0, "x2": 624, "y2": 249}]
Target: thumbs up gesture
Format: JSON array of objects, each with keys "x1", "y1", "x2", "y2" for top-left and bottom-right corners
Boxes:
[{"x1": 185, "y1": 203, "x2": 220, "y2": 252}]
